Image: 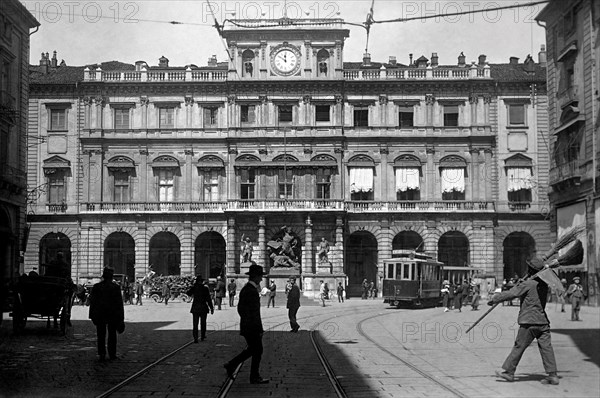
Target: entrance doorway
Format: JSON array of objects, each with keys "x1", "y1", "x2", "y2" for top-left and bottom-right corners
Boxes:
[
  {"x1": 503, "y1": 232, "x2": 536, "y2": 280},
  {"x1": 345, "y1": 231, "x2": 378, "y2": 298},
  {"x1": 104, "y1": 232, "x2": 135, "y2": 280},
  {"x1": 149, "y1": 232, "x2": 181, "y2": 276},
  {"x1": 194, "y1": 231, "x2": 226, "y2": 278}
]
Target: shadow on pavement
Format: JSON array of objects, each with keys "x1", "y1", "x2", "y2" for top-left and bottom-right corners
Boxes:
[{"x1": 552, "y1": 328, "x2": 600, "y2": 367}]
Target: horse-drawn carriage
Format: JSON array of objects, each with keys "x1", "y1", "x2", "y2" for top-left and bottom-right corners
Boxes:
[{"x1": 10, "y1": 275, "x2": 74, "y2": 334}]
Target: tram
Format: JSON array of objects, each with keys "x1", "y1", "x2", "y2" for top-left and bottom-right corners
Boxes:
[{"x1": 382, "y1": 250, "x2": 444, "y2": 308}]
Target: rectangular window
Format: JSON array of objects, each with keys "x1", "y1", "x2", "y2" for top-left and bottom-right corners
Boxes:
[
  {"x1": 278, "y1": 105, "x2": 293, "y2": 123},
  {"x1": 158, "y1": 169, "x2": 174, "y2": 202},
  {"x1": 278, "y1": 169, "x2": 294, "y2": 199},
  {"x1": 240, "y1": 168, "x2": 256, "y2": 199},
  {"x1": 204, "y1": 107, "x2": 219, "y2": 127},
  {"x1": 315, "y1": 105, "x2": 331, "y2": 122},
  {"x1": 353, "y1": 107, "x2": 369, "y2": 127},
  {"x1": 159, "y1": 107, "x2": 175, "y2": 128},
  {"x1": 50, "y1": 109, "x2": 67, "y2": 130},
  {"x1": 113, "y1": 171, "x2": 130, "y2": 202},
  {"x1": 443, "y1": 105, "x2": 459, "y2": 127},
  {"x1": 240, "y1": 105, "x2": 256, "y2": 124},
  {"x1": 398, "y1": 106, "x2": 414, "y2": 128},
  {"x1": 114, "y1": 108, "x2": 130, "y2": 130},
  {"x1": 508, "y1": 189, "x2": 532, "y2": 203},
  {"x1": 508, "y1": 104, "x2": 525, "y2": 125},
  {"x1": 202, "y1": 169, "x2": 220, "y2": 201},
  {"x1": 316, "y1": 168, "x2": 331, "y2": 199},
  {"x1": 48, "y1": 172, "x2": 66, "y2": 203}
]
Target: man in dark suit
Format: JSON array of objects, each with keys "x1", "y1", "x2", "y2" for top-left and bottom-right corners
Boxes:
[
  {"x1": 286, "y1": 276, "x2": 301, "y2": 332},
  {"x1": 215, "y1": 276, "x2": 226, "y2": 310},
  {"x1": 187, "y1": 276, "x2": 214, "y2": 342},
  {"x1": 89, "y1": 268, "x2": 125, "y2": 361},
  {"x1": 224, "y1": 263, "x2": 268, "y2": 384}
]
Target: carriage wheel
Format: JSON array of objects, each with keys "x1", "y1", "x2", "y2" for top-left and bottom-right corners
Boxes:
[
  {"x1": 150, "y1": 294, "x2": 162, "y2": 303},
  {"x1": 180, "y1": 294, "x2": 190, "y2": 303}
]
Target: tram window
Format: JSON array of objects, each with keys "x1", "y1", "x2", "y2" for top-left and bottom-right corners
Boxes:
[
  {"x1": 411, "y1": 263, "x2": 416, "y2": 280},
  {"x1": 387, "y1": 264, "x2": 394, "y2": 279},
  {"x1": 403, "y1": 264, "x2": 410, "y2": 280},
  {"x1": 396, "y1": 264, "x2": 402, "y2": 280}
]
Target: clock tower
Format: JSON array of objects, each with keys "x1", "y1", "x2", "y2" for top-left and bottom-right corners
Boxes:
[{"x1": 220, "y1": 17, "x2": 350, "y2": 80}]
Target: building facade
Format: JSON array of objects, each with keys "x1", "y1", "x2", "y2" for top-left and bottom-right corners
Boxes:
[
  {"x1": 537, "y1": 0, "x2": 600, "y2": 304},
  {"x1": 0, "y1": 1, "x2": 38, "y2": 289},
  {"x1": 26, "y1": 18, "x2": 552, "y2": 296}
]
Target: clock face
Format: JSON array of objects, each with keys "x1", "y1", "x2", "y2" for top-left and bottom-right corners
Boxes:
[{"x1": 273, "y1": 48, "x2": 298, "y2": 75}]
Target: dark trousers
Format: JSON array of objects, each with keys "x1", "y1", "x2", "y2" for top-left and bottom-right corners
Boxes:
[
  {"x1": 136, "y1": 295, "x2": 143, "y2": 306},
  {"x1": 288, "y1": 306, "x2": 299, "y2": 331},
  {"x1": 215, "y1": 296, "x2": 222, "y2": 310},
  {"x1": 228, "y1": 333, "x2": 263, "y2": 380},
  {"x1": 338, "y1": 293, "x2": 344, "y2": 303},
  {"x1": 192, "y1": 312, "x2": 208, "y2": 341},
  {"x1": 454, "y1": 294, "x2": 462, "y2": 310},
  {"x1": 502, "y1": 324, "x2": 557, "y2": 374},
  {"x1": 267, "y1": 296, "x2": 275, "y2": 308},
  {"x1": 96, "y1": 322, "x2": 118, "y2": 359},
  {"x1": 164, "y1": 294, "x2": 169, "y2": 305},
  {"x1": 571, "y1": 296, "x2": 582, "y2": 320},
  {"x1": 229, "y1": 294, "x2": 235, "y2": 307}
]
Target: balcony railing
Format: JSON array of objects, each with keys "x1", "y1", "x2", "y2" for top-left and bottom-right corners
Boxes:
[
  {"x1": 346, "y1": 201, "x2": 495, "y2": 212},
  {"x1": 47, "y1": 203, "x2": 68, "y2": 213},
  {"x1": 84, "y1": 68, "x2": 228, "y2": 82},
  {"x1": 343, "y1": 66, "x2": 489, "y2": 81},
  {"x1": 79, "y1": 200, "x2": 495, "y2": 214},
  {"x1": 549, "y1": 161, "x2": 581, "y2": 186}
]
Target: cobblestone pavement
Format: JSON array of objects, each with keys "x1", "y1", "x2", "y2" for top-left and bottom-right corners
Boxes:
[{"x1": 0, "y1": 295, "x2": 598, "y2": 398}]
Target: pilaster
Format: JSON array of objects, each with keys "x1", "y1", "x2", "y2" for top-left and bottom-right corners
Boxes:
[
  {"x1": 227, "y1": 217, "x2": 237, "y2": 274},
  {"x1": 304, "y1": 215, "x2": 315, "y2": 273},
  {"x1": 258, "y1": 216, "x2": 266, "y2": 269}
]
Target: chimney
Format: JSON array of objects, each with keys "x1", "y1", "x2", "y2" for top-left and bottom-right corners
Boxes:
[
  {"x1": 388, "y1": 56, "x2": 397, "y2": 66},
  {"x1": 409, "y1": 53, "x2": 413, "y2": 66},
  {"x1": 208, "y1": 55, "x2": 218, "y2": 67},
  {"x1": 431, "y1": 52, "x2": 439, "y2": 67},
  {"x1": 509, "y1": 56, "x2": 519, "y2": 65},
  {"x1": 39, "y1": 52, "x2": 49, "y2": 74},
  {"x1": 159, "y1": 56, "x2": 169, "y2": 68},
  {"x1": 51, "y1": 51, "x2": 58, "y2": 68},
  {"x1": 458, "y1": 52, "x2": 466, "y2": 67},
  {"x1": 538, "y1": 44, "x2": 547, "y2": 66},
  {"x1": 478, "y1": 54, "x2": 487, "y2": 65},
  {"x1": 362, "y1": 52, "x2": 371, "y2": 66},
  {"x1": 60, "y1": 60, "x2": 66, "y2": 67},
  {"x1": 135, "y1": 60, "x2": 146, "y2": 71}
]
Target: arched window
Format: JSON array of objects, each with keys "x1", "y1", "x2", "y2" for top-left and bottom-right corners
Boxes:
[
  {"x1": 242, "y1": 49, "x2": 255, "y2": 77},
  {"x1": 317, "y1": 49, "x2": 330, "y2": 76}
]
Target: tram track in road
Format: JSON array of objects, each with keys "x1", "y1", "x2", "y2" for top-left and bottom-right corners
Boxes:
[
  {"x1": 355, "y1": 312, "x2": 468, "y2": 398},
  {"x1": 95, "y1": 305, "x2": 373, "y2": 398}
]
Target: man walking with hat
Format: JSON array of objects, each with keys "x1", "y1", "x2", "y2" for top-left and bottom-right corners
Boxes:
[
  {"x1": 89, "y1": 267, "x2": 125, "y2": 361},
  {"x1": 566, "y1": 276, "x2": 586, "y2": 321},
  {"x1": 224, "y1": 262, "x2": 268, "y2": 384},
  {"x1": 286, "y1": 276, "x2": 301, "y2": 332},
  {"x1": 487, "y1": 257, "x2": 559, "y2": 385}
]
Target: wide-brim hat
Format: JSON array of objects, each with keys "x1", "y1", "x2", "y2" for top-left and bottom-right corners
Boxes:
[
  {"x1": 102, "y1": 267, "x2": 115, "y2": 278},
  {"x1": 245, "y1": 263, "x2": 265, "y2": 277},
  {"x1": 573, "y1": 276, "x2": 581, "y2": 281}
]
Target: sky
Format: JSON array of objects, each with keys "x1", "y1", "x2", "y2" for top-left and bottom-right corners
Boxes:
[{"x1": 22, "y1": 0, "x2": 548, "y2": 67}]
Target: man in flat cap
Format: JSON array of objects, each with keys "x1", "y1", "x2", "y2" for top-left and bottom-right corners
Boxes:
[
  {"x1": 488, "y1": 257, "x2": 559, "y2": 385},
  {"x1": 224, "y1": 262, "x2": 268, "y2": 384},
  {"x1": 89, "y1": 267, "x2": 125, "y2": 361},
  {"x1": 566, "y1": 276, "x2": 586, "y2": 321},
  {"x1": 286, "y1": 276, "x2": 301, "y2": 332}
]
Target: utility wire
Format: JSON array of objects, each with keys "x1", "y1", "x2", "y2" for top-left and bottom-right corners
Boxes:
[{"x1": 371, "y1": 0, "x2": 549, "y2": 24}]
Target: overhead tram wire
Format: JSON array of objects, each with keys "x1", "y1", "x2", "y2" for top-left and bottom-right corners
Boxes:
[{"x1": 371, "y1": 0, "x2": 550, "y2": 24}]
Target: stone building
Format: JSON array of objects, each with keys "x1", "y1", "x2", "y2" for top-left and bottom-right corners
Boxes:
[
  {"x1": 0, "y1": 0, "x2": 38, "y2": 286},
  {"x1": 537, "y1": 0, "x2": 600, "y2": 304},
  {"x1": 26, "y1": 18, "x2": 551, "y2": 296}
]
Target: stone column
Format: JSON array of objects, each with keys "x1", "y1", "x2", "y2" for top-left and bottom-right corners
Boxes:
[
  {"x1": 181, "y1": 223, "x2": 193, "y2": 276},
  {"x1": 469, "y1": 94, "x2": 478, "y2": 126},
  {"x1": 258, "y1": 216, "x2": 266, "y2": 269},
  {"x1": 470, "y1": 147, "x2": 480, "y2": 201},
  {"x1": 139, "y1": 149, "x2": 149, "y2": 202},
  {"x1": 227, "y1": 217, "x2": 237, "y2": 274},
  {"x1": 380, "y1": 147, "x2": 389, "y2": 201},
  {"x1": 426, "y1": 147, "x2": 436, "y2": 201},
  {"x1": 483, "y1": 148, "x2": 494, "y2": 201},
  {"x1": 483, "y1": 94, "x2": 491, "y2": 125},
  {"x1": 333, "y1": 216, "x2": 344, "y2": 274},
  {"x1": 140, "y1": 96, "x2": 149, "y2": 130},
  {"x1": 304, "y1": 215, "x2": 315, "y2": 274},
  {"x1": 425, "y1": 94, "x2": 435, "y2": 126},
  {"x1": 135, "y1": 224, "x2": 148, "y2": 278},
  {"x1": 185, "y1": 96, "x2": 194, "y2": 128},
  {"x1": 184, "y1": 149, "x2": 193, "y2": 202}
]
